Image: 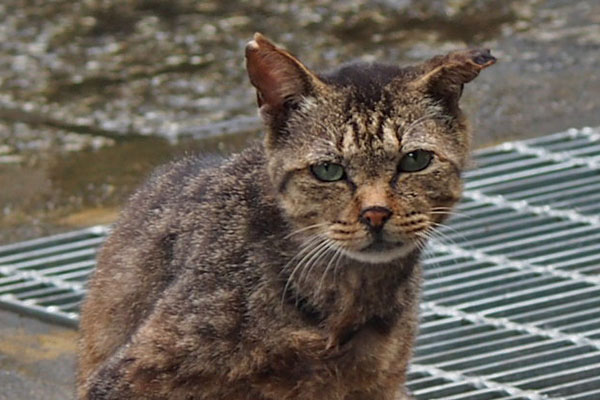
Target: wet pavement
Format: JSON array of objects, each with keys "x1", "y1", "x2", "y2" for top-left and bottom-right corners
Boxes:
[{"x1": 0, "y1": 0, "x2": 599, "y2": 398}]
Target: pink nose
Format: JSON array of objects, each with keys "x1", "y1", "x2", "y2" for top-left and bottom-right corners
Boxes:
[{"x1": 360, "y1": 207, "x2": 392, "y2": 231}]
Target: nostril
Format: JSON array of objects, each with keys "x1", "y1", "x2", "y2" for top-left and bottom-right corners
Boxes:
[{"x1": 360, "y1": 206, "x2": 392, "y2": 231}]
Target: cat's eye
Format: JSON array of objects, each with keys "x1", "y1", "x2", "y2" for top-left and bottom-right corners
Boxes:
[
  {"x1": 399, "y1": 150, "x2": 433, "y2": 172},
  {"x1": 310, "y1": 163, "x2": 345, "y2": 182}
]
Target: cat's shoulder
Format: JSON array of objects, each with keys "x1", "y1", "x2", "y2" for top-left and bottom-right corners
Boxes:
[{"x1": 134, "y1": 142, "x2": 264, "y2": 199}]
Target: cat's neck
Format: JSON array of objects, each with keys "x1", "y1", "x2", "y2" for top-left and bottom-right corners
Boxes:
[{"x1": 281, "y1": 245, "x2": 422, "y2": 343}]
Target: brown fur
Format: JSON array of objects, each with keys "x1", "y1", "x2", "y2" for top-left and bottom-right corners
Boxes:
[{"x1": 78, "y1": 33, "x2": 495, "y2": 399}]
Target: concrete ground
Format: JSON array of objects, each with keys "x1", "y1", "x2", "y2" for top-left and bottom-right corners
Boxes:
[{"x1": 0, "y1": 310, "x2": 77, "y2": 400}]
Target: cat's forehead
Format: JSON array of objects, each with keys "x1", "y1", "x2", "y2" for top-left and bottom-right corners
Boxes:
[
  {"x1": 296, "y1": 92, "x2": 442, "y2": 159},
  {"x1": 338, "y1": 108, "x2": 401, "y2": 156},
  {"x1": 284, "y1": 61, "x2": 464, "y2": 167}
]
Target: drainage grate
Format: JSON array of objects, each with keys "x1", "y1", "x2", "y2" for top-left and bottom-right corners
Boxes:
[
  {"x1": 1, "y1": 126, "x2": 600, "y2": 399},
  {"x1": 0, "y1": 226, "x2": 108, "y2": 326}
]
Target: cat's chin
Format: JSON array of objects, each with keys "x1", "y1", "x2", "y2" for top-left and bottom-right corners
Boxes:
[{"x1": 341, "y1": 242, "x2": 416, "y2": 264}]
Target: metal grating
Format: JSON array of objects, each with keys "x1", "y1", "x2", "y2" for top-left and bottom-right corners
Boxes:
[
  {"x1": 0, "y1": 226, "x2": 108, "y2": 326},
  {"x1": 1, "y1": 126, "x2": 600, "y2": 399}
]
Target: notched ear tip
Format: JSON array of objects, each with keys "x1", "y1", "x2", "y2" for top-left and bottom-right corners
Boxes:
[
  {"x1": 406, "y1": 48, "x2": 497, "y2": 106},
  {"x1": 411, "y1": 48, "x2": 497, "y2": 91},
  {"x1": 457, "y1": 48, "x2": 497, "y2": 70},
  {"x1": 473, "y1": 49, "x2": 497, "y2": 68},
  {"x1": 439, "y1": 48, "x2": 497, "y2": 78}
]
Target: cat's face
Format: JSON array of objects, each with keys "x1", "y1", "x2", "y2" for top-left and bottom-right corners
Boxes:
[
  {"x1": 246, "y1": 34, "x2": 495, "y2": 264},
  {"x1": 267, "y1": 92, "x2": 467, "y2": 264}
]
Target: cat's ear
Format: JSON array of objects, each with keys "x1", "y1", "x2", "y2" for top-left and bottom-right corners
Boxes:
[
  {"x1": 245, "y1": 33, "x2": 323, "y2": 114},
  {"x1": 408, "y1": 49, "x2": 496, "y2": 109}
]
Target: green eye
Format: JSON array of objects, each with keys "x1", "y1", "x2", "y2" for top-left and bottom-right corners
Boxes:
[
  {"x1": 310, "y1": 163, "x2": 345, "y2": 182},
  {"x1": 399, "y1": 150, "x2": 433, "y2": 172}
]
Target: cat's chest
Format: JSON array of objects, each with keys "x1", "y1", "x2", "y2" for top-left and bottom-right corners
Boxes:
[{"x1": 253, "y1": 319, "x2": 406, "y2": 399}]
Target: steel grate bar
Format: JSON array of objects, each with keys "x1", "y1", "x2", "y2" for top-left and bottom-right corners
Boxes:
[
  {"x1": 469, "y1": 287, "x2": 600, "y2": 320},
  {"x1": 0, "y1": 236, "x2": 104, "y2": 265},
  {"x1": 0, "y1": 226, "x2": 108, "y2": 256},
  {"x1": 466, "y1": 167, "x2": 597, "y2": 194},
  {"x1": 429, "y1": 242, "x2": 600, "y2": 288},
  {"x1": 3, "y1": 247, "x2": 98, "y2": 271},
  {"x1": 497, "y1": 142, "x2": 600, "y2": 171},
  {"x1": 425, "y1": 276, "x2": 576, "y2": 306},
  {"x1": 410, "y1": 364, "x2": 561, "y2": 400},
  {"x1": 462, "y1": 347, "x2": 597, "y2": 377},
  {"x1": 486, "y1": 354, "x2": 600, "y2": 383},
  {"x1": 465, "y1": 164, "x2": 587, "y2": 191},
  {"x1": 463, "y1": 190, "x2": 600, "y2": 227},
  {"x1": 502, "y1": 298, "x2": 600, "y2": 325},
  {"x1": 527, "y1": 244, "x2": 600, "y2": 267},
  {"x1": 498, "y1": 175, "x2": 600, "y2": 202},
  {"x1": 443, "y1": 220, "x2": 582, "y2": 246},
  {"x1": 1, "y1": 127, "x2": 600, "y2": 398},
  {"x1": 421, "y1": 302, "x2": 600, "y2": 351}
]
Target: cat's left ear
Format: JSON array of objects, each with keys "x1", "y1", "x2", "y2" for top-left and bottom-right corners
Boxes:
[
  {"x1": 245, "y1": 33, "x2": 324, "y2": 115},
  {"x1": 408, "y1": 49, "x2": 496, "y2": 110}
]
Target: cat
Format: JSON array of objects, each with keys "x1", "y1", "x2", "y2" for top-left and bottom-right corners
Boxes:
[{"x1": 77, "y1": 33, "x2": 495, "y2": 400}]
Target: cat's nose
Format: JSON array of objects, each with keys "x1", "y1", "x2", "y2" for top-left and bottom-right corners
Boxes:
[{"x1": 360, "y1": 206, "x2": 392, "y2": 232}]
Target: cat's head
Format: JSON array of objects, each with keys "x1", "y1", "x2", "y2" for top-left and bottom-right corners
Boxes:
[{"x1": 246, "y1": 33, "x2": 495, "y2": 264}]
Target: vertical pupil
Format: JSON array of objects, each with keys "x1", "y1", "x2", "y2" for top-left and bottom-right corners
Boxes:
[{"x1": 312, "y1": 163, "x2": 343, "y2": 181}]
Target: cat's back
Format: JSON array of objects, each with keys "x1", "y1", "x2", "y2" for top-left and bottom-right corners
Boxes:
[{"x1": 78, "y1": 146, "x2": 266, "y2": 387}]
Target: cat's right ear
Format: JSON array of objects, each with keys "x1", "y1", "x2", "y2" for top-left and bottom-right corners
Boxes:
[{"x1": 245, "y1": 33, "x2": 323, "y2": 117}]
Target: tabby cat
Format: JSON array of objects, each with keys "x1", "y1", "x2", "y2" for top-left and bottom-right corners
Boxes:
[{"x1": 78, "y1": 33, "x2": 495, "y2": 400}]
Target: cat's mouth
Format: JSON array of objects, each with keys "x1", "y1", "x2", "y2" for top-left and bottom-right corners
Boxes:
[
  {"x1": 340, "y1": 237, "x2": 415, "y2": 264},
  {"x1": 361, "y1": 239, "x2": 402, "y2": 253}
]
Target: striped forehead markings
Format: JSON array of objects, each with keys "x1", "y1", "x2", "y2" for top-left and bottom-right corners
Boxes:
[{"x1": 342, "y1": 111, "x2": 396, "y2": 152}]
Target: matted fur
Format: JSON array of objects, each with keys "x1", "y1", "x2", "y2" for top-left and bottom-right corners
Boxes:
[{"x1": 78, "y1": 34, "x2": 495, "y2": 400}]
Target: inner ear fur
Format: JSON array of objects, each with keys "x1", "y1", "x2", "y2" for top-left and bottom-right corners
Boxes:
[
  {"x1": 408, "y1": 48, "x2": 496, "y2": 109},
  {"x1": 245, "y1": 33, "x2": 324, "y2": 112}
]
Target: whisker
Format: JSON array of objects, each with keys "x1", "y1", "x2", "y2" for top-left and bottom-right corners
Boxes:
[
  {"x1": 428, "y1": 223, "x2": 465, "y2": 247},
  {"x1": 316, "y1": 241, "x2": 343, "y2": 294},
  {"x1": 332, "y1": 245, "x2": 345, "y2": 287},
  {"x1": 418, "y1": 228, "x2": 462, "y2": 279},
  {"x1": 414, "y1": 231, "x2": 438, "y2": 259},
  {"x1": 425, "y1": 227, "x2": 460, "y2": 251},
  {"x1": 430, "y1": 206, "x2": 456, "y2": 212},
  {"x1": 280, "y1": 235, "x2": 323, "y2": 273},
  {"x1": 430, "y1": 221, "x2": 462, "y2": 238},
  {"x1": 280, "y1": 235, "x2": 324, "y2": 305},
  {"x1": 298, "y1": 239, "x2": 334, "y2": 287},
  {"x1": 431, "y1": 206, "x2": 471, "y2": 220},
  {"x1": 284, "y1": 223, "x2": 328, "y2": 239},
  {"x1": 429, "y1": 210, "x2": 465, "y2": 217},
  {"x1": 328, "y1": 235, "x2": 368, "y2": 242}
]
